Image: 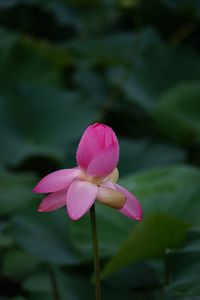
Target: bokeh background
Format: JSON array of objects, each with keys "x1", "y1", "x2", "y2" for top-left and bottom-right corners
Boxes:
[{"x1": 1, "y1": 0, "x2": 200, "y2": 299}]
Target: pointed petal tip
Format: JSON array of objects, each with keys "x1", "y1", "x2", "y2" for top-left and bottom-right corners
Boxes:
[
  {"x1": 37, "y1": 206, "x2": 44, "y2": 212},
  {"x1": 67, "y1": 204, "x2": 86, "y2": 220},
  {"x1": 68, "y1": 212, "x2": 81, "y2": 221},
  {"x1": 32, "y1": 184, "x2": 47, "y2": 194},
  {"x1": 37, "y1": 189, "x2": 67, "y2": 213},
  {"x1": 32, "y1": 168, "x2": 80, "y2": 194},
  {"x1": 130, "y1": 205, "x2": 143, "y2": 221},
  {"x1": 32, "y1": 186, "x2": 44, "y2": 194},
  {"x1": 114, "y1": 183, "x2": 143, "y2": 221},
  {"x1": 32, "y1": 186, "x2": 38, "y2": 193},
  {"x1": 134, "y1": 215, "x2": 143, "y2": 221},
  {"x1": 37, "y1": 202, "x2": 47, "y2": 212}
]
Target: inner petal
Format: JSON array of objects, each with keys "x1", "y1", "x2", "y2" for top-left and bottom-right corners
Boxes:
[
  {"x1": 103, "y1": 168, "x2": 119, "y2": 183},
  {"x1": 97, "y1": 185, "x2": 125, "y2": 209}
]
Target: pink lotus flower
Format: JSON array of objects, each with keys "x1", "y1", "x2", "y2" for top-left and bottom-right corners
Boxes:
[{"x1": 32, "y1": 123, "x2": 142, "y2": 221}]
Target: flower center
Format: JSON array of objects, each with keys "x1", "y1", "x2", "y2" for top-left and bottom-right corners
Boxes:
[{"x1": 79, "y1": 168, "x2": 119, "y2": 186}]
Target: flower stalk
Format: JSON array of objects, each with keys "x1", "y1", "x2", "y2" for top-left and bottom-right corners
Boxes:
[{"x1": 90, "y1": 204, "x2": 101, "y2": 300}]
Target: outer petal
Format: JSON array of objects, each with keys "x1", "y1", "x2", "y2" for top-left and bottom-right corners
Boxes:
[
  {"x1": 115, "y1": 183, "x2": 142, "y2": 221},
  {"x1": 38, "y1": 189, "x2": 67, "y2": 212},
  {"x1": 66, "y1": 180, "x2": 98, "y2": 220},
  {"x1": 32, "y1": 168, "x2": 81, "y2": 194},
  {"x1": 76, "y1": 125, "x2": 101, "y2": 169},
  {"x1": 92, "y1": 123, "x2": 106, "y2": 148},
  {"x1": 104, "y1": 126, "x2": 118, "y2": 147},
  {"x1": 92, "y1": 123, "x2": 117, "y2": 147},
  {"x1": 97, "y1": 185, "x2": 125, "y2": 209},
  {"x1": 87, "y1": 142, "x2": 119, "y2": 177}
]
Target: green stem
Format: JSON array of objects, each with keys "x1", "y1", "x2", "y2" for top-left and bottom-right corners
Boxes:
[
  {"x1": 90, "y1": 204, "x2": 101, "y2": 300},
  {"x1": 49, "y1": 267, "x2": 60, "y2": 300}
]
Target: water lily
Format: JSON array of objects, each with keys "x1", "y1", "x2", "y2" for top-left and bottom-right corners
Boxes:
[{"x1": 33, "y1": 123, "x2": 142, "y2": 221}]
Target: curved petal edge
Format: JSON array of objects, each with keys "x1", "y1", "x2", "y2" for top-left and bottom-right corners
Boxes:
[
  {"x1": 38, "y1": 189, "x2": 67, "y2": 212},
  {"x1": 115, "y1": 183, "x2": 142, "y2": 221}
]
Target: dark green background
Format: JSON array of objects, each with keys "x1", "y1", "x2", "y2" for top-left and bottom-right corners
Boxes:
[{"x1": 0, "y1": 0, "x2": 200, "y2": 299}]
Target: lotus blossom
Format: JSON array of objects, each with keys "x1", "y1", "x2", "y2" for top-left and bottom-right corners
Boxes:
[{"x1": 32, "y1": 123, "x2": 142, "y2": 221}]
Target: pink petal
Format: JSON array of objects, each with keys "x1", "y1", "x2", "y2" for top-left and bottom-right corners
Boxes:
[
  {"x1": 92, "y1": 123, "x2": 106, "y2": 148},
  {"x1": 76, "y1": 125, "x2": 101, "y2": 169},
  {"x1": 38, "y1": 189, "x2": 67, "y2": 212},
  {"x1": 115, "y1": 183, "x2": 142, "y2": 221},
  {"x1": 92, "y1": 123, "x2": 118, "y2": 148},
  {"x1": 76, "y1": 123, "x2": 119, "y2": 171},
  {"x1": 104, "y1": 126, "x2": 118, "y2": 147},
  {"x1": 87, "y1": 142, "x2": 119, "y2": 177},
  {"x1": 32, "y1": 168, "x2": 81, "y2": 194},
  {"x1": 66, "y1": 180, "x2": 98, "y2": 220}
]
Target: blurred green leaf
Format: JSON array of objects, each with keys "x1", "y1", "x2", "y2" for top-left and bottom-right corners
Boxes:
[
  {"x1": 56, "y1": 269, "x2": 93, "y2": 300},
  {"x1": 109, "y1": 46, "x2": 200, "y2": 111},
  {"x1": 163, "y1": 0, "x2": 200, "y2": 16},
  {"x1": 0, "y1": 85, "x2": 97, "y2": 166},
  {"x1": 25, "y1": 37, "x2": 73, "y2": 68},
  {"x1": 24, "y1": 270, "x2": 51, "y2": 293},
  {"x1": 0, "y1": 29, "x2": 61, "y2": 88},
  {"x1": 2, "y1": 249, "x2": 41, "y2": 280},
  {"x1": 0, "y1": 234, "x2": 13, "y2": 249},
  {"x1": 121, "y1": 165, "x2": 200, "y2": 224},
  {"x1": 12, "y1": 206, "x2": 82, "y2": 265},
  {"x1": 65, "y1": 29, "x2": 161, "y2": 65},
  {"x1": 119, "y1": 0, "x2": 140, "y2": 7},
  {"x1": 24, "y1": 268, "x2": 93, "y2": 300},
  {"x1": 153, "y1": 82, "x2": 200, "y2": 144},
  {"x1": 12, "y1": 297, "x2": 26, "y2": 300},
  {"x1": 99, "y1": 164, "x2": 200, "y2": 277},
  {"x1": 69, "y1": 204, "x2": 134, "y2": 260},
  {"x1": 119, "y1": 138, "x2": 186, "y2": 175},
  {"x1": 0, "y1": 170, "x2": 36, "y2": 215},
  {"x1": 166, "y1": 228, "x2": 200, "y2": 296},
  {"x1": 74, "y1": 66, "x2": 107, "y2": 104},
  {"x1": 104, "y1": 259, "x2": 164, "y2": 290},
  {"x1": 0, "y1": 1, "x2": 37, "y2": 9},
  {"x1": 101, "y1": 214, "x2": 189, "y2": 278},
  {"x1": 0, "y1": 221, "x2": 14, "y2": 249},
  {"x1": 70, "y1": 165, "x2": 200, "y2": 261},
  {"x1": 29, "y1": 293, "x2": 51, "y2": 300},
  {"x1": 24, "y1": 266, "x2": 148, "y2": 300}
]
